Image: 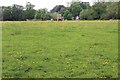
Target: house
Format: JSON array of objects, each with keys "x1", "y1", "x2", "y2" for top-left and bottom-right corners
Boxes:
[
  {"x1": 51, "y1": 5, "x2": 65, "y2": 13},
  {"x1": 51, "y1": 5, "x2": 65, "y2": 21}
]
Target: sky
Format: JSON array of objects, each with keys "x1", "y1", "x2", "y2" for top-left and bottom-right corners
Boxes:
[{"x1": 1, "y1": 0, "x2": 93, "y2": 11}]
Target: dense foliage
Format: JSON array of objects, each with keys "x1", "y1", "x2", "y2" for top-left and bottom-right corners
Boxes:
[{"x1": 1, "y1": 1, "x2": 120, "y2": 21}]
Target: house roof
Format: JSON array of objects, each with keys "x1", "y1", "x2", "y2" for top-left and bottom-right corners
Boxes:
[{"x1": 51, "y1": 5, "x2": 65, "y2": 12}]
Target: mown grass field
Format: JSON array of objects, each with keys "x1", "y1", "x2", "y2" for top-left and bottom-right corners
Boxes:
[{"x1": 2, "y1": 21, "x2": 118, "y2": 78}]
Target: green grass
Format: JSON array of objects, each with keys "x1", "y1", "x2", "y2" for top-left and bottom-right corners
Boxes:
[{"x1": 2, "y1": 21, "x2": 118, "y2": 78}]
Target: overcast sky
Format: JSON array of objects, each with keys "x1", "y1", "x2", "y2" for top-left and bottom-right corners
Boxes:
[{"x1": 0, "y1": 0, "x2": 94, "y2": 11}]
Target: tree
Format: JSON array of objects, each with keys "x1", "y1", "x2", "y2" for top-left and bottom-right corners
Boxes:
[
  {"x1": 63, "y1": 10, "x2": 72, "y2": 20},
  {"x1": 11, "y1": 4, "x2": 24, "y2": 21},
  {"x1": 60, "y1": 8, "x2": 72, "y2": 20},
  {"x1": 60, "y1": 8, "x2": 67, "y2": 16},
  {"x1": 51, "y1": 13, "x2": 58, "y2": 20},
  {"x1": 105, "y1": 2, "x2": 119, "y2": 19},
  {"x1": 80, "y1": 9, "x2": 95, "y2": 20},
  {"x1": 25, "y1": 2, "x2": 36, "y2": 19},
  {"x1": 35, "y1": 8, "x2": 51, "y2": 20},
  {"x1": 80, "y1": 2, "x2": 90, "y2": 9},
  {"x1": 92, "y1": 2, "x2": 107, "y2": 19},
  {"x1": 0, "y1": 6, "x2": 3, "y2": 20},
  {"x1": 44, "y1": 13, "x2": 52, "y2": 20},
  {"x1": 70, "y1": 2, "x2": 82, "y2": 18},
  {"x1": 118, "y1": 1, "x2": 120, "y2": 19},
  {"x1": 2, "y1": 6, "x2": 12, "y2": 21}
]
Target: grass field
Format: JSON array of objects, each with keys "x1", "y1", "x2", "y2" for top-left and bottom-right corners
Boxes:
[{"x1": 2, "y1": 21, "x2": 118, "y2": 78}]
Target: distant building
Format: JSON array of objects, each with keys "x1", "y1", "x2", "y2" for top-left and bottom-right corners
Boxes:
[
  {"x1": 51, "y1": 5, "x2": 65, "y2": 13},
  {"x1": 51, "y1": 5, "x2": 65, "y2": 21},
  {"x1": 51, "y1": 1, "x2": 90, "y2": 21}
]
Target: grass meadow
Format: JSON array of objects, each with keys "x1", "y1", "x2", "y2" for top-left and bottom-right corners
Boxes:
[{"x1": 2, "y1": 21, "x2": 118, "y2": 78}]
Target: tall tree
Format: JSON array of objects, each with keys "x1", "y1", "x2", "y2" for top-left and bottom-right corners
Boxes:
[
  {"x1": 60, "y1": 8, "x2": 72, "y2": 20},
  {"x1": 80, "y1": 2, "x2": 90, "y2": 9},
  {"x1": 80, "y1": 9, "x2": 95, "y2": 20},
  {"x1": 0, "y1": 6, "x2": 3, "y2": 20},
  {"x1": 25, "y1": 2, "x2": 36, "y2": 19},
  {"x1": 50, "y1": 13, "x2": 58, "y2": 20},
  {"x1": 35, "y1": 8, "x2": 51, "y2": 20},
  {"x1": 11, "y1": 4, "x2": 24, "y2": 21},
  {"x1": 63, "y1": 10, "x2": 72, "y2": 20},
  {"x1": 92, "y1": 2, "x2": 107, "y2": 19},
  {"x1": 2, "y1": 6, "x2": 12, "y2": 21},
  {"x1": 70, "y1": 2, "x2": 82, "y2": 18},
  {"x1": 105, "y1": 2, "x2": 119, "y2": 19}
]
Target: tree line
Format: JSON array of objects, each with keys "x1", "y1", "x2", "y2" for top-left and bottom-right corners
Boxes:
[{"x1": 1, "y1": 1, "x2": 120, "y2": 21}]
